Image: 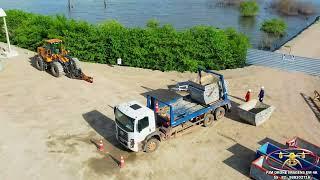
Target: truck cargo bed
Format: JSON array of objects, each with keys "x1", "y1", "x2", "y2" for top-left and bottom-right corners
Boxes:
[{"x1": 170, "y1": 97, "x2": 205, "y2": 120}]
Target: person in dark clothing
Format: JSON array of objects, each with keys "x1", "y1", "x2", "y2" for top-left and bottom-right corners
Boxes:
[
  {"x1": 198, "y1": 68, "x2": 202, "y2": 85},
  {"x1": 258, "y1": 86, "x2": 265, "y2": 102}
]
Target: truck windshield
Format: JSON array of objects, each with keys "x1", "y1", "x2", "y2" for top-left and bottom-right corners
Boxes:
[{"x1": 115, "y1": 109, "x2": 135, "y2": 132}]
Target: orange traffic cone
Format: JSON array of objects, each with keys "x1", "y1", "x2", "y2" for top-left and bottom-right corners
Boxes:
[
  {"x1": 120, "y1": 156, "x2": 125, "y2": 168},
  {"x1": 155, "y1": 101, "x2": 159, "y2": 113},
  {"x1": 98, "y1": 139, "x2": 104, "y2": 152}
]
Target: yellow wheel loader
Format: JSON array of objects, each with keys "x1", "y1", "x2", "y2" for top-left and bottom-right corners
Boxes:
[{"x1": 35, "y1": 39, "x2": 93, "y2": 83}]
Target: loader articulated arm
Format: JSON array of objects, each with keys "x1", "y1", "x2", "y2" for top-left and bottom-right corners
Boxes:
[
  {"x1": 81, "y1": 72, "x2": 93, "y2": 83},
  {"x1": 65, "y1": 57, "x2": 93, "y2": 83}
]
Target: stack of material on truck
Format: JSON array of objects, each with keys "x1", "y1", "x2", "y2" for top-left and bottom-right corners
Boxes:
[
  {"x1": 237, "y1": 99, "x2": 275, "y2": 126},
  {"x1": 250, "y1": 138, "x2": 320, "y2": 180},
  {"x1": 191, "y1": 73, "x2": 218, "y2": 85},
  {"x1": 188, "y1": 74, "x2": 221, "y2": 105}
]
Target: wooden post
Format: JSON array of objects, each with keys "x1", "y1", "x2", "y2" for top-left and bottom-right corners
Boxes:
[{"x1": 68, "y1": 0, "x2": 74, "y2": 10}]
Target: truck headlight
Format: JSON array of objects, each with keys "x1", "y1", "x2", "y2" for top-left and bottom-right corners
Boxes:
[{"x1": 130, "y1": 139, "x2": 134, "y2": 148}]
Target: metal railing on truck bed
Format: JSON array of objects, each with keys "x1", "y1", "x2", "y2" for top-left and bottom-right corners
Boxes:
[{"x1": 147, "y1": 95, "x2": 229, "y2": 127}]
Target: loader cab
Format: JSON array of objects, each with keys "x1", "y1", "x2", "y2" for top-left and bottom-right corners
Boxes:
[
  {"x1": 50, "y1": 42, "x2": 61, "y2": 54},
  {"x1": 114, "y1": 101, "x2": 156, "y2": 152},
  {"x1": 44, "y1": 39, "x2": 65, "y2": 55}
]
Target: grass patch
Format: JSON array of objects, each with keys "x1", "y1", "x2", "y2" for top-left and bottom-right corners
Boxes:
[
  {"x1": 260, "y1": 18, "x2": 287, "y2": 36},
  {"x1": 240, "y1": 1, "x2": 259, "y2": 17}
]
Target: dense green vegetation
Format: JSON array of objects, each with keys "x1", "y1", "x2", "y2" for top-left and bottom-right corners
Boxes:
[
  {"x1": 260, "y1": 18, "x2": 287, "y2": 36},
  {"x1": 0, "y1": 10, "x2": 250, "y2": 72},
  {"x1": 240, "y1": 1, "x2": 259, "y2": 17}
]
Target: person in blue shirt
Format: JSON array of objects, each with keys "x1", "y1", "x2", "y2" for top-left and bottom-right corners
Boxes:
[{"x1": 258, "y1": 86, "x2": 265, "y2": 102}]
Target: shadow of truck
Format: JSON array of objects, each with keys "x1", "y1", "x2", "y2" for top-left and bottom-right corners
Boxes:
[
  {"x1": 82, "y1": 110, "x2": 129, "y2": 151},
  {"x1": 223, "y1": 143, "x2": 256, "y2": 177}
]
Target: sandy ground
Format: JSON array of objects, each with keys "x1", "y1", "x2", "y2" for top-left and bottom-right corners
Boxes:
[
  {"x1": 0, "y1": 45, "x2": 320, "y2": 180},
  {"x1": 277, "y1": 21, "x2": 320, "y2": 59}
]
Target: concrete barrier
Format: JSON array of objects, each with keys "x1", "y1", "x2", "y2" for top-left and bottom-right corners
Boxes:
[{"x1": 237, "y1": 99, "x2": 275, "y2": 126}]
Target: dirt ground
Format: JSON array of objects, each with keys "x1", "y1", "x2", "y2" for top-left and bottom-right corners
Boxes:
[
  {"x1": 277, "y1": 21, "x2": 320, "y2": 59},
  {"x1": 0, "y1": 45, "x2": 320, "y2": 180}
]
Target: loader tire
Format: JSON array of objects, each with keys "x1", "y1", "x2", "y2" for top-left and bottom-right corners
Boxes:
[
  {"x1": 35, "y1": 56, "x2": 45, "y2": 71},
  {"x1": 72, "y1": 58, "x2": 81, "y2": 70},
  {"x1": 203, "y1": 113, "x2": 215, "y2": 127},
  {"x1": 214, "y1": 107, "x2": 225, "y2": 120},
  {"x1": 51, "y1": 61, "x2": 65, "y2": 77},
  {"x1": 145, "y1": 138, "x2": 160, "y2": 153}
]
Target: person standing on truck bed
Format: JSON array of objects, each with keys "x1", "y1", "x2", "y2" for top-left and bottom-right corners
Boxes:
[{"x1": 258, "y1": 86, "x2": 265, "y2": 102}]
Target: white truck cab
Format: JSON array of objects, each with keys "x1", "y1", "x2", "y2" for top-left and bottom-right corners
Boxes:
[{"x1": 115, "y1": 101, "x2": 160, "y2": 152}]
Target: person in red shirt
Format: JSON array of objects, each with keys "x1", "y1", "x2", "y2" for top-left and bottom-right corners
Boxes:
[{"x1": 245, "y1": 89, "x2": 251, "y2": 102}]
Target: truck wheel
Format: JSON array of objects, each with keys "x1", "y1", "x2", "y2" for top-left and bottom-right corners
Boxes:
[
  {"x1": 35, "y1": 56, "x2": 45, "y2": 71},
  {"x1": 51, "y1": 61, "x2": 65, "y2": 77},
  {"x1": 214, "y1": 107, "x2": 225, "y2": 120},
  {"x1": 145, "y1": 138, "x2": 160, "y2": 153},
  {"x1": 203, "y1": 113, "x2": 215, "y2": 127}
]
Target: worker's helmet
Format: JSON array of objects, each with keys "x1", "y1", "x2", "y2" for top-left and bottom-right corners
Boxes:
[
  {"x1": 261, "y1": 86, "x2": 264, "y2": 89},
  {"x1": 248, "y1": 89, "x2": 252, "y2": 92}
]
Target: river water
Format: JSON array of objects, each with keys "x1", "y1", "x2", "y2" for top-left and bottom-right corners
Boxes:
[{"x1": 0, "y1": 0, "x2": 319, "y2": 49}]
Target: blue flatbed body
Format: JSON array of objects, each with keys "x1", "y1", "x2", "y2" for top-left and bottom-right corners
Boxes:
[{"x1": 146, "y1": 70, "x2": 231, "y2": 127}]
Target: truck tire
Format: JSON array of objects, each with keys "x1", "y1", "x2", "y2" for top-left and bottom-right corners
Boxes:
[
  {"x1": 72, "y1": 58, "x2": 81, "y2": 70},
  {"x1": 203, "y1": 113, "x2": 215, "y2": 127},
  {"x1": 214, "y1": 107, "x2": 225, "y2": 120},
  {"x1": 145, "y1": 138, "x2": 160, "y2": 153},
  {"x1": 51, "y1": 61, "x2": 65, "y2": 77},
  {"x1": 35, "y1": 56, "x2": 45, "y2": 71}
]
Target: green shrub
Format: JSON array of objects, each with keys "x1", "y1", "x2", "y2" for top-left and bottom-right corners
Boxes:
[
  {"x1": 240, "y1": 1, "x2": 259, "y2": 17},
  {"x1": 260, "y1": 18, "x2": 287, "y2": 36},
  {"x1": 1, "y1": 10, "x2": 250, "y2": 72},
  {"x1": 146, "y1": 19, "x2": 160, "y2": 28}
]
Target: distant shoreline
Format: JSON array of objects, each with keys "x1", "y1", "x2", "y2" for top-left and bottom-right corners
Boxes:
[{"x1": 276, "y1": 19, "x2": 320, "y2": 59}]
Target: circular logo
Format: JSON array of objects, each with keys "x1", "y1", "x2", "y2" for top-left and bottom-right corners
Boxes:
[{"x1": 265, "y1": 148, "x2": 319, "y2": 171}]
